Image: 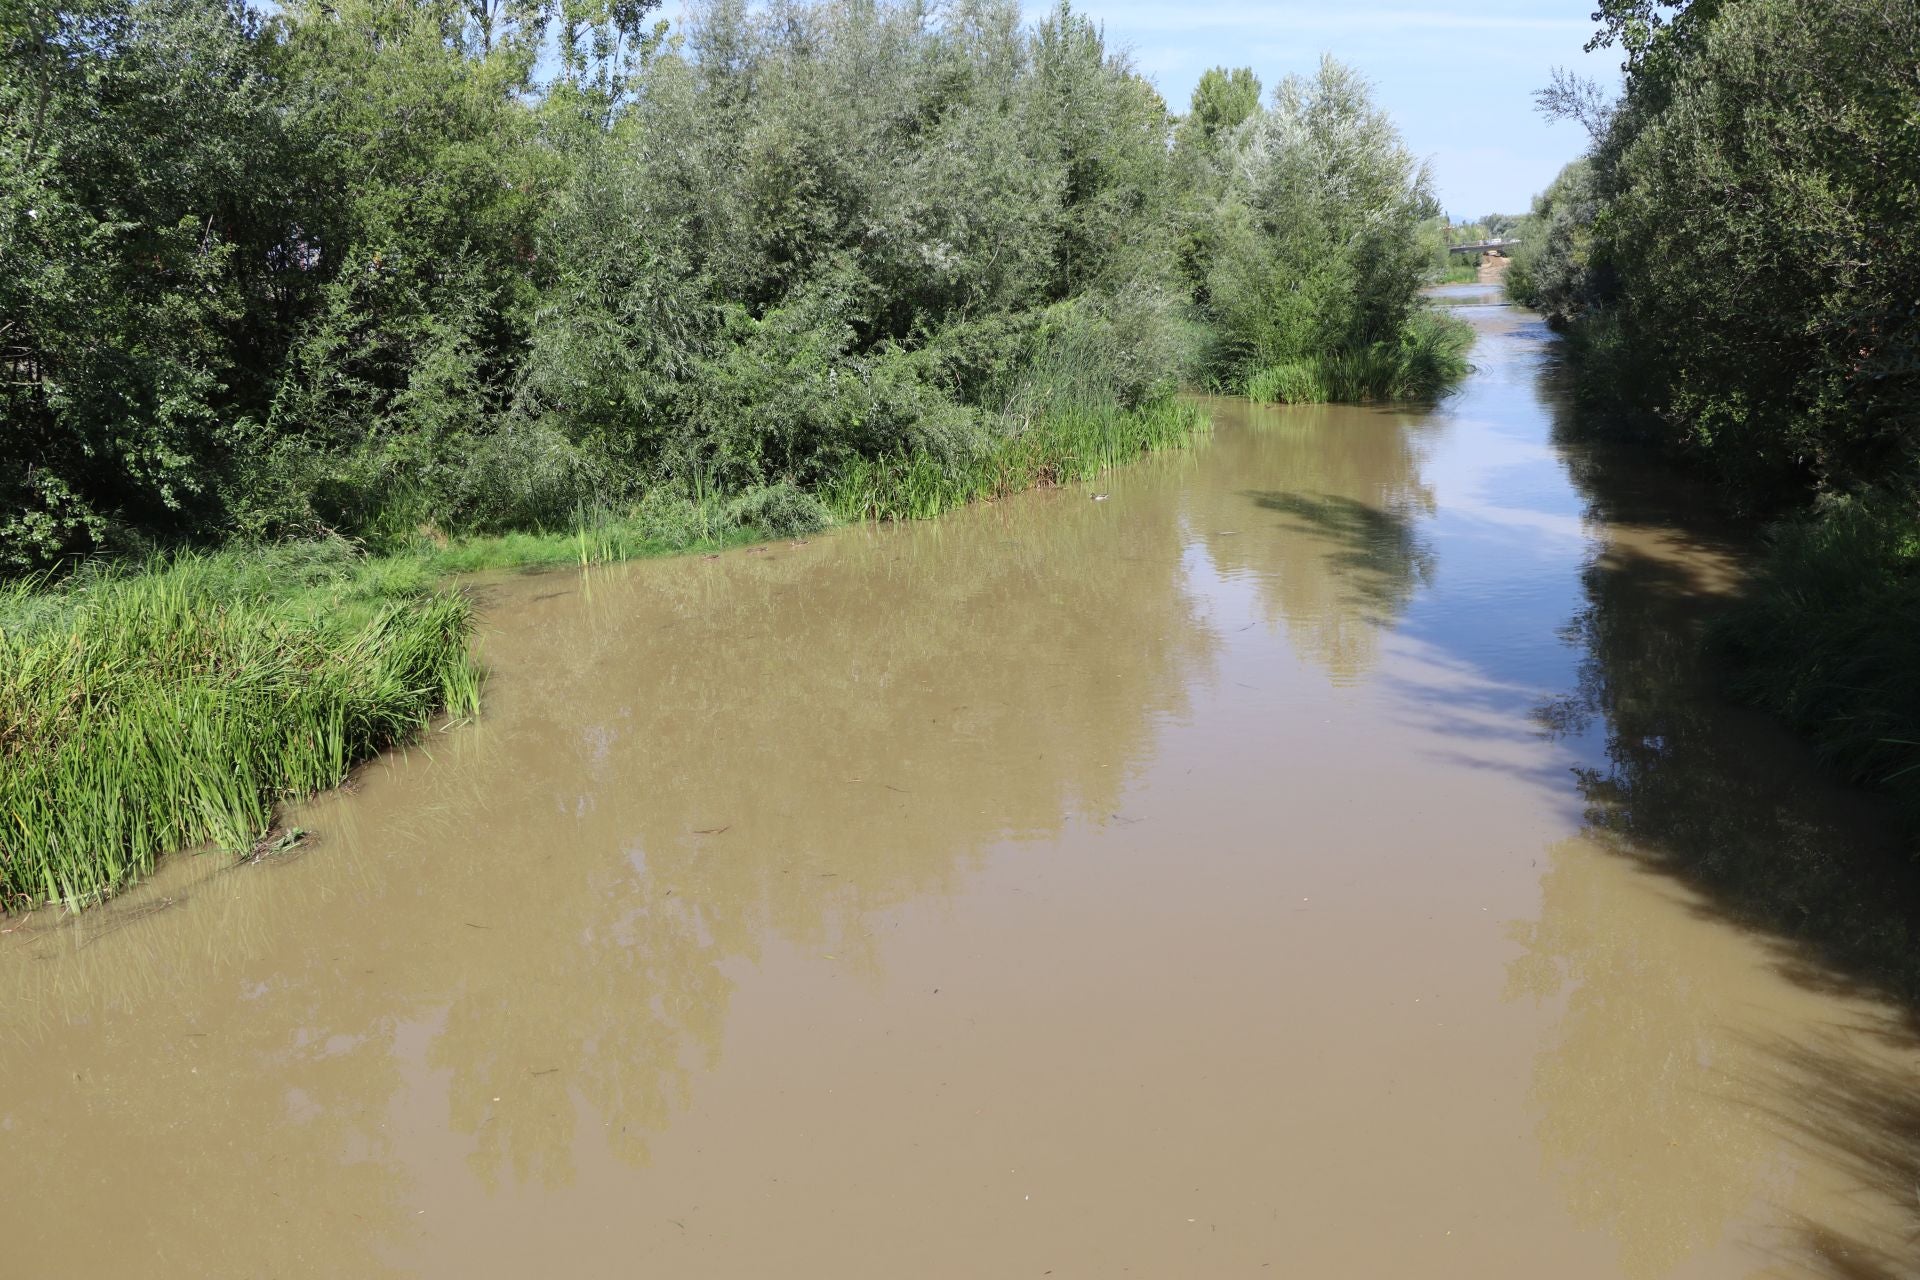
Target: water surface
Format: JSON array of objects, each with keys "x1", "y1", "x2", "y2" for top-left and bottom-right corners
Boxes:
[{"x1": 5, "y1": 288, "x2": 1917, "y2": 1278}]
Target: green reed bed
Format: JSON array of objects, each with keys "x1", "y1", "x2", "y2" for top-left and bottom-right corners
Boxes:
[
  {"x1": 1243, "y1": 309, "x2": 1473, "y2": 406},
  {"x1": 824, "y1": 399, "x2": 1208, "y2": 522},
  {"x1": 0, "y1": 544, "x2": 480, "y2": 910},
  {"x1": 421, "y1": 508, "x2": 754, "y2": 575},
  {"x1": 367, "y1": 481, "x2": 833, "y2": 575}
]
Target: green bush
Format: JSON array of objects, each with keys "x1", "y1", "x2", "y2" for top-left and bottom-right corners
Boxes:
[
  {"x1": 725, "y1": 482, "x2": 833, "y2": 538},
  {"x1": 1189, "y1": 58, "x2": 1457, "y2": 401},
  {"x1": 1246, "y1": 363, "x2": 1329, "y2": 405},
  {"x1": 1527, "y1": 0, "x2": 1918, "y2": 504},
  {"x1": 1245, "y1": 309, "x2": 1471, "y2": 404},
  {"x1": 1504, "y1": 160, "x2": 1597, "y2": 326}
]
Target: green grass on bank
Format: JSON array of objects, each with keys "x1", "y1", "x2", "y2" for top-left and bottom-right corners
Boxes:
[
  {"x1": 411, "y1": 485, "x2": 817, "y2": 575},
  {"x1": 825, "y1": 400, "x2": 1208, "y2": 521},
  {"x1": 1720, "y1": 490, "x2": 1920, "y2": 835},
  {"x1": 0, "y1": 547, "x2": 479, "y2": 910},
  {"x1": 0, "y1": 400, "x2": 1206, "y2": 912},
  {"x1": 0, "y1": 490, "x2": 796, "y2": 910}
]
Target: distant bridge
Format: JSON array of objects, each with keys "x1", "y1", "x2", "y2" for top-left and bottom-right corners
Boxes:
[{"x1": 1447, "y1": 237, "x2": 1522, "y2": 256}]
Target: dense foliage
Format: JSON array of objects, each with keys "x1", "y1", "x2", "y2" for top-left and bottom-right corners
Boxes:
[
  {"x1": 1, "y1": 0, "x2": 1460, "y2": 571},
  {"x1": 1502, "y1": 160, "x2": 1595, "y2": 325},
  {"x1": 1521, "y1": 0, "x2": 1918, "y2": 501},
  {"x1": 1517, "y1": 0, "x2": 1920, "y2": 827},
  {"x1": 1183, "y1": 57, "x2": 1470, "y2": 403}
]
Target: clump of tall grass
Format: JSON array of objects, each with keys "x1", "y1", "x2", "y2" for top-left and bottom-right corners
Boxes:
[
  {"x1": 0, "y1": 544, "x2": 480, "y2": 910},
  {"x1": 723, "y1": 482, "x2": 833, "y2": 539},
  {"x1": 823, "y1": 400, "x2": 1207, "y2": 522},
  {"x1": 1243, "y1": 310, "x2": 1472, "y2": 405},
  {"x1": 388, "y1": 482, "x2": 828, "y2": 576},
  {"x1": 1245, "y1": 362, "x2": 1330, "y2": 406},
  {"x1": 827, "y1": 299, "x2": 1205, "y2": 526}
]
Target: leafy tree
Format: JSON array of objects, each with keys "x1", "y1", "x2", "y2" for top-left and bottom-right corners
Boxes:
[
  {"x1": 1201, "y1": 58, "x2": 1446, "y2": 394},
  {"x1": 1534, "y1": 0, "x2": 1918, "y2": 501},
  {"x1": 1177, "y1": 65, "x2": 1261, "y2": 154},
  {"x1": 0, "y1": 0, "x2": 306, "y2": 564}
]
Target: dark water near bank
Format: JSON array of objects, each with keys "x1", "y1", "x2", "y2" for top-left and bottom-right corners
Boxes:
[{"x1": 4, "y1": 287, "x2": 1917, "y2": 1278}]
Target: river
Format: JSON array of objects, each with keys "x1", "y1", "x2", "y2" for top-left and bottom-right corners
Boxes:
[{"x1": 3, "y1": 286, "x2": 1917, "y2": 1278}]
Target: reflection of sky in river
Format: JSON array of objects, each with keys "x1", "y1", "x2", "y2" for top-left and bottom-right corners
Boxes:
[{"x1": 1382, "y1": 302, "x2": 1599, "y2": 748}]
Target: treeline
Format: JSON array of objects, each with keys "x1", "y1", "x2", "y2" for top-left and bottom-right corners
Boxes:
[
  {"x1": 1, "y1": 0, "x2": 1465, "y2": 906},
  {"x1": 1510, "y1": 0, "x2": 1920, "y2": 827},
  {"x1": 1, "y1": 0, "x2": 1461, "y2": 574}
]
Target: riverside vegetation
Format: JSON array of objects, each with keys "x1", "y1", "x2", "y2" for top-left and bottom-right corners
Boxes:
[
  {"x1": 0, "y1": 0, "x2": 1470, "y2": 907},
  {"x1": 1509, "y1": 0, "x2": 1920, "y2": 833}
]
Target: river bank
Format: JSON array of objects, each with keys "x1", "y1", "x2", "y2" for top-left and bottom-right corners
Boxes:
[{"x1": 0, "y1": 399, "x2": 1207, "y2": 911}]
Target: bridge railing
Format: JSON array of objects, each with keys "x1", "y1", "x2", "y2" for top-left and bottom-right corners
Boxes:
[{"x1": 1446, "y1": 238, "x2": 1522, "y2": 255}]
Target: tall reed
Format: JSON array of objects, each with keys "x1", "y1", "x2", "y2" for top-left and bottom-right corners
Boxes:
[
  {"x1": 0, "y1": 549, "x2": 480, "y2": 909},
  {"x1": 823, "y1": 400, "x2": 1207, "y2": 523},
  {"x1": 1242, "y1": 309, "x2": 1472, "y2": 406},
  {"x1": 1720, "y1": 491, "x2": 1920, "y2": 835}
]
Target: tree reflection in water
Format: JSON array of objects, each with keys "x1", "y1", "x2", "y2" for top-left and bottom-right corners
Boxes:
[{"x1": 1187, "y1": 397, "x2": 1439, "y2": 683}]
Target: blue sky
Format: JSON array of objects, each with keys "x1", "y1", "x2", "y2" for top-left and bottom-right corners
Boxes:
[
  {"x1": 1053, "y1": 1, "x2": 1620, "y2": 217},
  {"x1": 658, "y1": 1, "x2": 1618, "y2": 218}
]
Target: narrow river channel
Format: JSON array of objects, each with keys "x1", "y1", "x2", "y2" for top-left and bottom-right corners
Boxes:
[{"x1": 4, "y1": 287, "x2": 1918, "y2": 1278}]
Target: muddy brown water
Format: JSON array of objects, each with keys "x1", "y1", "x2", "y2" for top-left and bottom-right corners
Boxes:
[{"x1": 5, "y1": 288, "x2": 1919, "y2": 1278}]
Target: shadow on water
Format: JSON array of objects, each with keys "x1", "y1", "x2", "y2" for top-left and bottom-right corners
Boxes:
[
  {"x1": 1540, "y1": 382, "x2": 1920, "y2": 1020},
  {"x1": 1506, "y1": 834, "x2": 1811, "y2": 1278},
  {"x1": 1527, "y1": 345, "x2": 1920, "y2": 1272},
  {"x1": 1243, "y1": 490, "x2": 1435, "y2": 623},
  {"x1": 1735, "y1": 1026, "x2": 1920, "y2": 1279}
]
